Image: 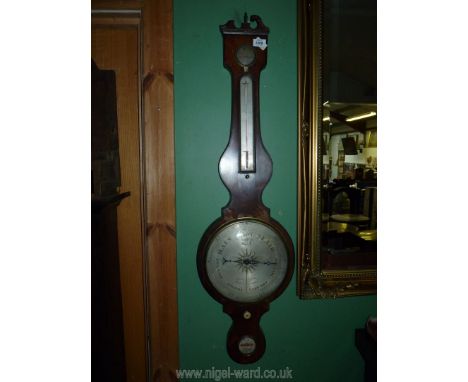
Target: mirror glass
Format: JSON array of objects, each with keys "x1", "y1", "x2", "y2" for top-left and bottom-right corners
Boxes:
[
  {"x1": 321, "y1": 0, "x2": 376, "y2": 270},
  {"x1": 297, "y1": 0, "x2": 377, "y2": 298}
]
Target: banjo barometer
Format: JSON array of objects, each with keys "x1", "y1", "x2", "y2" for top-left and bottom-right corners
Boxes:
[{"x1": 197, "y1": 14, "x2": 294, "y2": 364}]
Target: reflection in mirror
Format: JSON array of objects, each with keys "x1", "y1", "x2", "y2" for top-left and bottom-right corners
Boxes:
[
  {"x1": 297, "y1": 0, "x2": 377, "y2": 298},
  {"x1": 321, "y1": 102, "x2": 377, "y2": 269}
]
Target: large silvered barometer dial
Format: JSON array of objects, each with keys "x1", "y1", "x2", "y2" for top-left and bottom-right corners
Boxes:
[
  {"x1": 206, "y1": 220, "x2": 288, "y2": 303},
  {"x1": 197, "y1": 14, "x2": 294, "y2": 364}
]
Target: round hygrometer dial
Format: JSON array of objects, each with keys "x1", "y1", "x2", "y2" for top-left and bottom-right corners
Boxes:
[{"x1": 236, "y1": 45, "x2": 256, "y2": 66}]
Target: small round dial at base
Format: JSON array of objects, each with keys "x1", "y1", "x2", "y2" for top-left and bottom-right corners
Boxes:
[{"x1": 238, "y1": 336, "x2": 256, "y2": 355}]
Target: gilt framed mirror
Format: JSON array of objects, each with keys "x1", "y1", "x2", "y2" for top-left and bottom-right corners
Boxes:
[{"x1": 297, "y1": 0, "x2": 377, "y2": 298}]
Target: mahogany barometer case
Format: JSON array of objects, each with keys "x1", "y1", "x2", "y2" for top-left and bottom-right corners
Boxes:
[{"x1": 197, "y1": 14, "x2": 294, "y2": 364}]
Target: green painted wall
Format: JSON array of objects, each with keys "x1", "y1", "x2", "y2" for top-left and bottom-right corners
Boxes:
[{"x1": 174, "y1": 1, "x2": 376, "y2": 381}]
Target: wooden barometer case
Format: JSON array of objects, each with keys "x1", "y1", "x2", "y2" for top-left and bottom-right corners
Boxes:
[{"x1": 197, "y1": 14, "x2": 295, "y2": 364}]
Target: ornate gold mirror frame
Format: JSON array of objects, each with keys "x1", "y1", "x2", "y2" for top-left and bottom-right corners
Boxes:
[{"x1": 297, "y1": 0, "x2": 377, "y2": 298}]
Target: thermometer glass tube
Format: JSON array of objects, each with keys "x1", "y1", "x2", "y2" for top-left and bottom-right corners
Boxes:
[{"x1": 239, "y1": 75, "x2": 255, "y2": 172}]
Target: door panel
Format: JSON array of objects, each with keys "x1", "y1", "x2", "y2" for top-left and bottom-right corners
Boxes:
[
  {"x1": 92, "y1": 16, "x2": 147, "y2": 382},
  {"x1": 91, "y1": 1, "x2": 178, "y2": 380}
]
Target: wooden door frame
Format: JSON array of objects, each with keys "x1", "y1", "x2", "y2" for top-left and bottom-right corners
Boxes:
[{"x1": 91, "y1": 1, "x2": 178, "y2": 381}]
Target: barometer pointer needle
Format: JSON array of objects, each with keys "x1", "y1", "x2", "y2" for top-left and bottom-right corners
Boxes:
[{"x1": 222, "y1": 257, "x2": 276, "y2": 266}]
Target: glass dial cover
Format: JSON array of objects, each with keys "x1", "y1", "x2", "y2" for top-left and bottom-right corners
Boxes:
[
  {"x1": 205, "y1": 220, "x2": 289, "y2": 303},
  {"x1": 236, "y1": 45, "x2": 256, "y2": 66}
]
